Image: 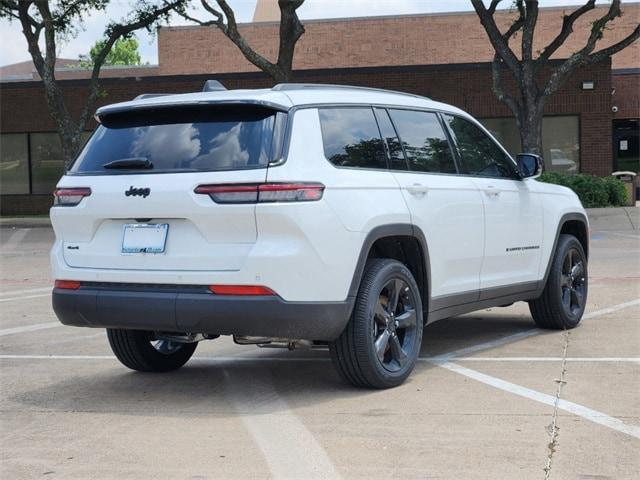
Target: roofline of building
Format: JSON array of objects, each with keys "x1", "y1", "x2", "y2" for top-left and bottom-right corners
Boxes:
[
  {"x1": 612, "y1": 67, "x2": 640, "y2": 75},
  {"x1": 0, "y1": 58, "x2": 603, "y2": 89},
  {"x1": 162, "y1": 1, "x2": 640, "y2": 30}
]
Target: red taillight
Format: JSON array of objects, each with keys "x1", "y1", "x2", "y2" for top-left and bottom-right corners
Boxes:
[
  {"x1": 53, "y1": 187, "x2": 91, "y2": 206},
  {"x1": 195, "y1": 183, "x2": 325, "y2": 204},
  {"x1": 54, "y1": 280, "x2": 81, "y2": 290},
  {"x1": 209, "y1": 285, "x2": 275, "y2": 296}
]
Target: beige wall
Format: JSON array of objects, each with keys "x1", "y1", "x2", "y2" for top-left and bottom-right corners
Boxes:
[{"x1": 159, "y1": 4, "x2": 639, "y2": 76}]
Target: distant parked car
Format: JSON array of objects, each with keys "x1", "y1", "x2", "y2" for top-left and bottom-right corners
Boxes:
[
  {"x1": 51, "y1": 83, "x2": 589, "y2": 388},
  {"x1": 550, "y1": 148, "x2": 578, "y2": 172}
]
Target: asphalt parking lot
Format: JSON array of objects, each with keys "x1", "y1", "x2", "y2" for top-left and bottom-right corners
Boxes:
[{"x1": 0, "y1": 221, "x2": 638, "y2": 480}]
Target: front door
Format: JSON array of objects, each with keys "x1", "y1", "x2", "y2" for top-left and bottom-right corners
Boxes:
[{"x1": 441, "y1": 114, "x2": 543, "y2": 295}]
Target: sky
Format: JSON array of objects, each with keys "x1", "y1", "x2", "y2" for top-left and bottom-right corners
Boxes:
[{"x1": 0, "y1": 0, "x2": 621, "y2": 67}]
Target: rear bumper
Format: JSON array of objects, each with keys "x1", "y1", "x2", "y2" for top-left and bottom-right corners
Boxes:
[{"x1": 52, "y1": 284, "x2": 353, "y2": 341}]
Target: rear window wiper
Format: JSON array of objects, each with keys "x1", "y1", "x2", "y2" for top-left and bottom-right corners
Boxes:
[{"x1": 103, "y1": 158, "x2": 153, "y2": 170}]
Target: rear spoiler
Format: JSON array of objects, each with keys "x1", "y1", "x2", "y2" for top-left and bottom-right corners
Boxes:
[{"x1": 95, "y1": 99, "x2": 289, "y2": 124}]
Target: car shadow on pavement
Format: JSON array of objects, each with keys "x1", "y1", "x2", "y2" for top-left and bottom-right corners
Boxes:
[{"x1": 9, "y1": 311, "x2": 551, "y2": 416}]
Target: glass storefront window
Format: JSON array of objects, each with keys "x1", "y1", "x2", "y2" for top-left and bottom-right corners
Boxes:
[
  {"x1": 481, "y1": 116, "x2": 580, "y2": 173},
  {"x1": 0, "y1": 134, "x2": 30, "y2": 194},
  {"x1": 30, "y1": 132, "x2": 91, "y2": 194}
]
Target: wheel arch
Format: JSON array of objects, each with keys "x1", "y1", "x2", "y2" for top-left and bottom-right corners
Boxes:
[
  {"x1": 540, "y1": 212, "x2": 589, "y2": 289},
  {"x1": 348, "y1": 224, "x2": 431, "y2": 314}
]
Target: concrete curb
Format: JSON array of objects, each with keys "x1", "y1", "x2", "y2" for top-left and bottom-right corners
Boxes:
[{"x1": 1, "y1": 207, "x2": 638, "y2": 231}]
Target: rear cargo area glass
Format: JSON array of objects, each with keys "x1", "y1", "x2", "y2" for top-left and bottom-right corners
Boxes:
[{"x1": 70, "y1": 106, "x2": 279, "y2": 174}]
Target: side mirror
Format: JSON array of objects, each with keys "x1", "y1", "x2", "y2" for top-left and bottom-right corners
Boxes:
[{"x1": 517, "y1": 153, "x2": 543, "y2": 179}]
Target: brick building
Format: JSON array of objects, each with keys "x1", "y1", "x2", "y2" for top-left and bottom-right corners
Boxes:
[{"x1": 1, "y1": 2, "x2": 638, "y2": 214}]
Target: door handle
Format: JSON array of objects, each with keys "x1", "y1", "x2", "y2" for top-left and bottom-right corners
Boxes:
[
  {"x1": 484, "y1": 186, "x2": 501, "y2": 198},
  {"x1": 407, "y1": 184, "x2": 429, "y2": 196}
]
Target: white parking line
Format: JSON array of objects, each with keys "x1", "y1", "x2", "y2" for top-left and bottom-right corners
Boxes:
[
  {"x1": 583, "y1": 298, "x2": 640, "y2": 319},
  {"x1": 432, "y1": 328, "x2": 541, "y2": 360},
  {"x1": 1, "y1": 354, "x2": 638, "y2": 363},
  {"x1": 434, "y1": 360, "x2": 640, "y2": 440},
  {"x1": 0, "y1": 322, "x2": 60, "y2": 336},
  {"x1": 0, "y1": 293, "x2": 51, "y2": 303},
  {"x1": 222, "y1": 368, "x2": 340, "y2": 480},
  {"x1": 3, "y1": 228, "x2": 30, "y2": 249},
  {"x1": 0, "y1": 287, "x2": 51, "y2": 297},
  {"x1": 443, "y1": 357, "x2": 640, "y2": 363}
]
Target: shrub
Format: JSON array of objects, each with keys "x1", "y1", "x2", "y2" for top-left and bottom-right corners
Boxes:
[
  {"x1": 538, "y1": 172, "x2": 628, "y2": 208},
  {"x1": 602, "y1": 176, "x2": 628, "y2": 206}
]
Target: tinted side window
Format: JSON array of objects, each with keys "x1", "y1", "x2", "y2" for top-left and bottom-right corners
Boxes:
[
  {"x1": 374, "y1": 108, "x2": 407, "y2": 171},
  {"x1": 443, "y1": 114, "x2": 517, "y2": 178},
  {"x1": 318, "y1": 108, "x2": 386, "y2": 169},
  {"x1": 389, "y1": 109, "x2": 457, "y2": 174}
]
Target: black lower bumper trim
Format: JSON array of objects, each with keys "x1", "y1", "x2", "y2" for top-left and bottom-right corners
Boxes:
[{"x1": 52, "y1": 287, "x2": 353, "y2": 341}]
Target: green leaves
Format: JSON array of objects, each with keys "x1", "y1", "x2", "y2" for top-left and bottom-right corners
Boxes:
[{"x1": 538, "y1": 172, "x2": 629, "y2": 208}]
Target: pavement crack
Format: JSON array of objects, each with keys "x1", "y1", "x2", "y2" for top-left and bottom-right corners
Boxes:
[{"x1": 543, "y1": 329, "x2": 570, "y2": 480}]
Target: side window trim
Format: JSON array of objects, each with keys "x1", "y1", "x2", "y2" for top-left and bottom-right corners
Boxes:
[
  {"x1": 373, "y1": 107, "x2": 407, "y2": 171},
  {"x1": 370, "y1": 107, "x2": 391, "y2": 170},
  {"x1": 436, "y1": 112, "x2": 462, "y2": 174}
]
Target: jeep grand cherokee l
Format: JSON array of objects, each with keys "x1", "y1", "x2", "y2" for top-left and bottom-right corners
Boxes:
[{"x1": 51, "y1": 83, "x2": 589, "y2": 388}]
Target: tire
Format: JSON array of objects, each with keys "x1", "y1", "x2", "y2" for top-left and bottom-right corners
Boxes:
[
  {"x1": 329, "y1": 258, "x2": 424, "y2": 389},
  {"x1": 529, "y1": 234, "x2": 588, "y2": 329},
  {"x1": 107, "y1": 329, "x2": 197, "y2": 372}
]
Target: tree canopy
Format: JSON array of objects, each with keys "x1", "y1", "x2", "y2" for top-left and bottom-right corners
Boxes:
[{"x1": 83, "y1": 37, "x2": 143, "y2": 66}]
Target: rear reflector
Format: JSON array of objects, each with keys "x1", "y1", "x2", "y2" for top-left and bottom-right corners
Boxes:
[
  {"x1": 209, "y1": 285, "x2": 275, "y2": 296},
  {"x1": 54, "y1": 280, "x2": 81, "y2": 290},
  {"x1": 53, "y1": 187, "x2": 91, "y2": 206},
  {"x1": 195, "y1": 183, "x2": 324, "y2": 204}
]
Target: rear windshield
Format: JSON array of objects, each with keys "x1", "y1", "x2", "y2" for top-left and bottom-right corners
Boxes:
[{"x1": 69, "y1": 105, "x2": 283, "y2": 174}]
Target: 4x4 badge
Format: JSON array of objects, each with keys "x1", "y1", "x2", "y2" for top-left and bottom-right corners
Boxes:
[{"x1": 125, "y1": 186, "x2": 150, "y2": 198}]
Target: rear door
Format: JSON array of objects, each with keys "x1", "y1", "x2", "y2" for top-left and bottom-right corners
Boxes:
[
  {"x1": 54, "y1": 105, "x2": 283, "y2": 272},
  {"x1": 379, "y1": 108, "x2": 485, "y2": 300}
]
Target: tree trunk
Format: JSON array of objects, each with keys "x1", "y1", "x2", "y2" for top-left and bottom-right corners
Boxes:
[
  {"x1": 59, "y1": 128, "x2": 84, "y2": 168},
  {"x1": 519, "y1": 110, "x2": 543, "y2": 157}
]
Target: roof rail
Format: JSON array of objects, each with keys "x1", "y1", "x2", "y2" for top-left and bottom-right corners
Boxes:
[
  {"x1": 203, "y1": 80, "x2": 227, "y2": 92},
  {"x1": 272, "y1": 83, "x2": 430, "y2": 101},
  {"x1": 134, "y1": 93, "x2": 173, "y2": 100}
]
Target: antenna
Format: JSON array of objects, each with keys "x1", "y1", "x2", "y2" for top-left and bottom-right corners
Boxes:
[{"x1": 203, "y1": 80, "x2": 227, "y2": 92}]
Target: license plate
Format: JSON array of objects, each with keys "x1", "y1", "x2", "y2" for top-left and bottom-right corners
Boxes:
[{"x1": 122, "y1": 224, "x2": 169, "y2": 254}]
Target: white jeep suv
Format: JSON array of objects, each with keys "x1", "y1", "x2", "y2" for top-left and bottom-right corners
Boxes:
[{"x1": 51, "y1": 83, "x2": 589, "y2": 388}]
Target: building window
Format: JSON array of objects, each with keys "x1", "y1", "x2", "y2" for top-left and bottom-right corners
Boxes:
[
  {"x1": 30, "y1": 133, "x2": 66, "y2": 195},
  {"x1": 318, "y1": 108, "x2": 387, "y2": 169},
  {"x1": 480, "y1": 116, "x2": 580, "y2": 173},
  {"x1": 30, "y1": 132, "x2": 91, "y2": 194},
  {"x1": 0, "y1": 133, "x2": 30, "y2": 194}
]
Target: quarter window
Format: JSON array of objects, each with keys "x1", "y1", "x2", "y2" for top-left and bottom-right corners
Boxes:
[
  {"x1": 443, "y1": 114, "x2": 517, "y2": 178},
  {"x1": 318, "y1": 108, "x2": 386, "y2": 169},
  {"x1": 388, "y1": 109, "x2": 457, "y2": 174}
]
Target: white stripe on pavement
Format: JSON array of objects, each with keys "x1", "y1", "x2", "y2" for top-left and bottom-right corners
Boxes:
[
  {"x1": 432, "y1": 328, "x2": 541, "y2": 361},
  {"x1": 4, "y1": 228, "x2": 30, "y2": 249},
  {"x1": 434, "y1": 360, "x2": 640, "y2": 440},
  {"x1": 0, "y1": 293, "x2": 51, "y2": 303},
  {"x1": 0, "y1": 322, "x2": 60, "y2": 336},
  {"x1": 0, "y1": 287, "x2": 51, "y2": 297},
  {"x1": 222, "y1": 367, "x2": 340, "y2": 480},
  {"x1": 583, "y1": 299, "x2": 640, "y2": 319},
  {"x1": 440, "y1": 357, "x2": 640, "y2": 363},
  {"x1": 2, "y1": 354, "x2": 638, "y2": 364}
]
